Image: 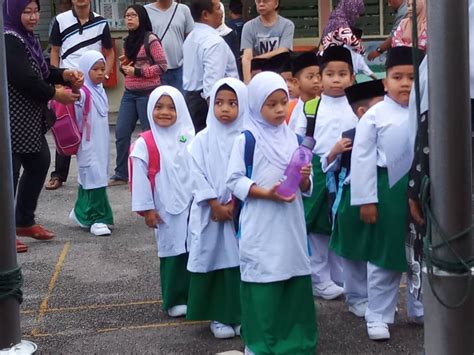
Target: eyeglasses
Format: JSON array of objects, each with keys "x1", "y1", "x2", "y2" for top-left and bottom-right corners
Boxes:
[
  {"x1": 22, "y1": 10, "x2": 40, "y2": 18},
  {"x1": 125, "y1": 13, "x2": 138, "y2": 19}
]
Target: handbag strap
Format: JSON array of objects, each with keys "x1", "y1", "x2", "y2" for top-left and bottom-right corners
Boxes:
[{"x1": 159, "y1": 3, "x2": 179, "y2": 42}]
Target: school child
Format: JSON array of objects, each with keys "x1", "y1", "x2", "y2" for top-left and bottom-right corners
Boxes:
[
  {"x1": 186, "y1": 78, "x2": 248, "y2": 339},
  {"x1": 226, "y1": 71, "x2": 317, "y2": 355},
  {"x1": 287, "y1": 51, "x2": 321, "y2": 132},
  {"x1": 69, "y1": 50, "x2": 114, "y2": 236},
  {"x1": 321, "y1": 80, "x2": 385, "y2": 319},
  {"x1": 295, "y1": 45, "x2": 358, "y2": 300},
  {"x1": 130, "y1": 85, "x2": 195, "y2": 318},
  {"x1": 346, "y1": 28, "x2": 378, "y2": 80},
  {"x1": 350, "y1": 46, "x2": 420, "y2": 340}
]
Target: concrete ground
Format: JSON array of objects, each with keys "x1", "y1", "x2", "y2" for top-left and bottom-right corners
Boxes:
[{"x1": 15, "y1": 129, "x2": 424, "y2": 354}]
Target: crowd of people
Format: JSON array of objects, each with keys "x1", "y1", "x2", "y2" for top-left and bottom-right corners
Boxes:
[{"x1": 4, "y1": 0, "x2": 474, "y2": 354}]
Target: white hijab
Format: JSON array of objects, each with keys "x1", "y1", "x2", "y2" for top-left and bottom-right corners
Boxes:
[
  {"x1": 217, "y1": 2, "x2": 233, "y2": 37},
  {"x1": 146, "y1": 86, "x2": 195, "y2": 215},
  {"x1": 189, "y1": 78, "x2": 248, "y2": 202},
  {"x1": 246, "y1": 71, "x2": 298, "y2": 171},
  {"x1": 78, "y1": 50, "x2": 109, "y2": 117}
]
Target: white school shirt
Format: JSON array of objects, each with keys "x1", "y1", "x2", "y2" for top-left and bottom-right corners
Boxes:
[
  {"x1": 350, "y1": 95, "x2": 410, "y2": 206},
  {"x1": 182, "y1": 23, "x2": 238, "y2": 99},
  {"x1": 295, "y1": 94, "x2": 358, "y2": 157},
  {"x1": 288, "y1": 97, "x2": 304, "y2": 133},
  {"x1": 226, "y1": 134, "x2": 312, "y2": 283},
  {"x1": 345, "y1": 45, "x2": 374, "y2": 77},
  {"x1": 187, "y1": 131, "x2": 240, "y2": 273},
  {"x1": 131, "y1": 138, "x2": 190, "y2": 258},
  {"x1": 74, "y1": 89, "x2": 109, "y2": 190}
]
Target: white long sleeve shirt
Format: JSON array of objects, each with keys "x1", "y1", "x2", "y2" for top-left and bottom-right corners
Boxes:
[{"x1": 182, "y1": 23, "x2": 238, "y2": 98}]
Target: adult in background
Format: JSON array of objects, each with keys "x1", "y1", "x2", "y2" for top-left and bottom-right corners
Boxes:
[
  {"x1": 321, "y1": 0, "x2": 365, "y2": 54},
  {"x1": 183, "y1": 0, "x2": 238, "y2": 132},
  {"x1": 218, "y1": 2, "x2": 240, "y2": 63},
  {"x1": 109, "y1": 5, "x2": 167, "y2": 186},
  {"x1": 145, "y1": 0, "x2": 194, "y2": 93},
  {"x1": 226, "y1": 0, "x2": 244, "y2": 48},
  {"x1": 367, "y1": 0, "x2": 407, "y2": 61},
  {"x1": 4, "y1": 0, "x2": 82, "y2": 253},
  {"x1": 392, "y1": 0, "x2": 427, "y2": 52},
  {"x1": 241, "y1": 0, "x2": 294, "y2": 84},
  {"x1": 45, "y1": 0, "x2": 114, "y2": 190}
]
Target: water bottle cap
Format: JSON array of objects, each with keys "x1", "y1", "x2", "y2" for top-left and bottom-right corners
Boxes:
[{"x1": 301, "y1": 136, "x2": 316, "y2": 150}]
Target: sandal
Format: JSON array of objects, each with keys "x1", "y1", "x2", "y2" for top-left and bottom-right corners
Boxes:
[
  {"x1": 45, "y1": 177, "x2": 63, "y2": 190},
  {"x1": 16, "y1": 225, "x2": 55, "y2": 241},
  {"x1": 16, "y1": 239, "x2": 28, "y2": 253}
]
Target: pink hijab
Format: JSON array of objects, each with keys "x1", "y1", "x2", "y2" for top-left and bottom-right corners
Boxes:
[{"x1": 399, "y1": 0, "x2": 427, "y2": 47}]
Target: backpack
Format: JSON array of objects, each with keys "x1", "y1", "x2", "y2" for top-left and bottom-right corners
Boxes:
[
  {"x1": 233, "y1": 130, "x2": 303, "y2": 234},
  {"x1": 50, "y1": 86, "x2": 92, "y2": 156},
  {"x1": 128, "y1": 130, "x2": 160, "y2": 217}
]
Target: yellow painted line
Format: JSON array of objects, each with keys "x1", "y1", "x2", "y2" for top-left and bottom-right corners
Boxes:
[
  {"x1": 98, "y1": 320, "x2": 209, "y2": 334},
  {"x1": 20, "y1": 310, "x2": 36, "y2": 315},
  {"x1": 31, "y1": 242, "x2": 70, "y2": 336}
]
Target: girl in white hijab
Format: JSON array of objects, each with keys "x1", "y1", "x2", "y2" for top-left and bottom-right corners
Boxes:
[
  {"x1": 130, "y1": 85, "x2": 195, "y2": 318},
  {"x1": 226, "y1": 72, "x2": 317, "y2": 354},
  {"x1": 186, "y1": 78, "x2": 248, "y2": 339},
  {"x1": 70, "y1": 50, "x2": 113, "y2": 237}
]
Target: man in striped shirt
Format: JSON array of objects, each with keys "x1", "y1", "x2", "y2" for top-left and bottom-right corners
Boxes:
[{"x1": 46, "y1": 0, "x2": 114, "y2": 190}]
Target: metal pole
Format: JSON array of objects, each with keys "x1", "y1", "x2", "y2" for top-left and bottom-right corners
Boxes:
[
  {"x1": 425, "y1": 0, "x2": 474, "y2": 354},
  {"x1": 0, "y1": 0, "x2": 22, "y2": 349}
]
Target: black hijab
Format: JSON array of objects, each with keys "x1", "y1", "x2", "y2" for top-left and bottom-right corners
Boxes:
[{"x1": 123, "y1": 5, "x2": 153, "y2": 62}]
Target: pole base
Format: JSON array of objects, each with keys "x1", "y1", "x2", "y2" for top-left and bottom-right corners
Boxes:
[{"x1": 0, "y1": 340, "x2": 37, "y2": 354}]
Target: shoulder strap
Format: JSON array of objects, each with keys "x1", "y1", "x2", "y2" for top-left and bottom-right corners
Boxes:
[
  {"x1": 243, "y1": 130, "x2": 256, "y2": 179},
  {"x1": 140, "y1": 130, "x2": 160, "y2": 193},
  {"x1": 303, "y1": 97, "x2": 321, "y2": 138},
  {"x1": 160, "y1": 3, "x2": 179, "y2": 42},
  {"x1": 296, "y1": 134, "x2": 304, "y2": 145},
  {"x1": 143, "y1": 31, "x2": 156, "y2": 65}
]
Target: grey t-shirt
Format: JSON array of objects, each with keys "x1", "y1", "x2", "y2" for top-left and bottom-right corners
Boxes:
[
  {"x1": 145, "y1": 2, "x2": 194, "y2": 69},
  {"x1": 240, "y1": 15, "x2": 294, "y2": 56}
]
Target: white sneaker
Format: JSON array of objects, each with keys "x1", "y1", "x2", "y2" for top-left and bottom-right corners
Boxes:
[
  {"x1": 69, "y1": 209, "x2": 87, "y2": 228},
  {"x1": 210, "y1": 321, "x2": 235, "y2": 339},
  {"x1": 167, "y1": 305, "x2": 187, "y2": 317},
  {"x1": 348, "y1": 302, "x2": 368, "y2": 317},
  {"x1": 313, "y1": 281, "x2": 344, "y2": 300},
  {"x1": 366, "y1": 321, "x2": 390, "y2": 340},
  {"x1": 233, "y1": 324, "x2": 241, "y2": 336},
  {"x1": 90, "y1": 223, "x2": 111, "y2": 236},
  {"x1": 244, "y1": 346, "x2": 255, "y2": 355}
]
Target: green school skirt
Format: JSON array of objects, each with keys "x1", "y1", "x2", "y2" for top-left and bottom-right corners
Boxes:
[
  {"x1": 304, "y1": 156, "x2": 332, "y2": 236},
  {"x1": 186, "y1": 267, "x2": 241, "y2": 325},
  {"x1": 74, "y1": 185, "x2": 113, "y2": 226},
  {"x1": 241, "y1": 276, "x2": 318, "y2": 355},
  {"x1": 160, "y1": 253, "x2": 190, "y2": 310},
  {"x1": 330, "y1": 169, "x2": 408, "y2": 272}
]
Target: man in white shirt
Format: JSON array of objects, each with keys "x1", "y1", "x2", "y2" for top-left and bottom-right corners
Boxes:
[
  {"x1": 145, "y1": 0, "x2": 194, "y2": 93},
  {"x1": 183, "y1": 0, "x2": 238, "y2": 132}
]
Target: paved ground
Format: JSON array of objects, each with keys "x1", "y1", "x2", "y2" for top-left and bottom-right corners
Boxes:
[{"x1": 15, "y1": 129, "x2": 424, "y2": 354}]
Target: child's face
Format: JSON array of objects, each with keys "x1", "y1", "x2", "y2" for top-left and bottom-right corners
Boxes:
[
  {"x1": 384, "y1": 65, "x2": 414, "y2": 106},
  {"x1": 321, "y1": 61, "x2": 355, "y2": 97},
  {"x1": 296, "y1": 66, "x2": 322, "y2": 98},
  {"x1": 214, "y1": 89, "x2": 239, "y2": 124},
  {"x1": 153, "y1": 95, "x2": 177, "y2": 127},
  {"x1": 281, "y1": 72, "x2": 299, "y2": 99},
  {"x1": 88, "y1": 60, "x2": 106, "y2": 85},
  {"x1": 260, "y1": 89, "x2": 289, "y2": 126}
]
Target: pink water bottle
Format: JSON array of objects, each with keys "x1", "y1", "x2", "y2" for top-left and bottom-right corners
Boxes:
[{"x1": 276, "y1": 137, "x2": 316, "y2": 198}]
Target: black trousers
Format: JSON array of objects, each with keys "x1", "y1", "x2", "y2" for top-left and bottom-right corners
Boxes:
[
  {"x1": 185, "y1": 91, "x2": 208, "y2": 133},
  {"x1": 12, "y1": 135, "x2": 51, "y2": 227},
  {"x1": 50, "y1": 151, "x2": 71, "y2": 182}
]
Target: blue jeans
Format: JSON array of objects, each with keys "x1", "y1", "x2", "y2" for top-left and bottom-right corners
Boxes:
[
  {"x1": 113, "y1": 89, "x2": 150, "y2": 180},
  {"x1": 160, "y1": 66, "x2": 184, "y2": 94}
]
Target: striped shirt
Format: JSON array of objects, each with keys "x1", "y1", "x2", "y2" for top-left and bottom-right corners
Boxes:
[{"x1": 49, "y1": 9, "x2": 112, "y2": 69}]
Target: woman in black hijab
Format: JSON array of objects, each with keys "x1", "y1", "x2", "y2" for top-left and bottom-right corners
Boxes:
[{"x1": 110, "y1": 5, "x2": 167, "y2": 186}]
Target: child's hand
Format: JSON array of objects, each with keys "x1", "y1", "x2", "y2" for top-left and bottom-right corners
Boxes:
[
  {"x1": 143, "y1": 210, "x2": 162, "y2": 228},
  {"x1": 360, "y1": 203, "x2": 377, "y2": 224},
  {"x1": 299, "y1": 164, "x2": 312, "y2": 192},
  {"x1": 209, "y1": 200, "x2": 233, "y2": 222},
  {"x1": 268, "y1": 183, "x2": 296, "y2": 203},
  {"x1": 408, "y1": 198, "x2": 425, "y2": 226},
  {"x1": 332, "y1": 138, "x2": 352, "y2": 156}
]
